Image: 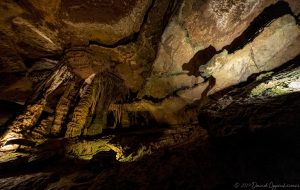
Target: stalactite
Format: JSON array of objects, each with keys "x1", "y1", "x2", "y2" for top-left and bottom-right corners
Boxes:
[
  {"x1": 0, "y1": 65, "x2": 76, "y2": 151},
  {"x1": 32, "y1": 64, "x2": 73, "y2": 101},
  {"x1": 50, "y1": 80, "x2": 80, "y2": 135},
  {"x1": 64, "y1": 72, "x2": 125, "y2": 138},
  {"x1": 84, "y1": 72, "x2": 125, "y2": 136},
  {"x1": 0, "y1": 99, "x2": 46, "y2": 151},
  {"x1": 109, "y1": 104, "x2": 123, "y2": 129},
  {"x1": 31, "y1": 115, "x2": 54, "y2": 139},
  {"x1": 79, "y1": 73, "x2": 96, "y2": 97},
  {"x1": 65, "y1": 80, "x2": 96, "y2": 138}
]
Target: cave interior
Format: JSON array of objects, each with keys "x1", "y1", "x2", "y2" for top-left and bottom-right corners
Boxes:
[{"x1": 0, "y1": 0, "x2": 300, "y2": 189}]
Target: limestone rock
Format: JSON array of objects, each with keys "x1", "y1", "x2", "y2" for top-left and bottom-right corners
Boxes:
[
  {"x1": 65, "y1": 73, "x2": 124, "y2": 138},
  {"x1": 152, "y1": 21, "x2": 196, "y2": 75},
  {"x1": 19, "y1": 0, "x2": 61, "y2": 21},
  {"x1": 31, "y1": 115, "x2": 54, "y2": 139},
  {"x1": 43, "y1": 65, "x2": 73, "y2": 98},
  {"x1": 198, "y1": 15, "x2": 300, "y2": 94},
  {"x1": 12, "y1": 17, "x2": 63, "y2": 57},
  {"x1": 28, "y1": 58, "x2": 57, "y2": 72},
  {"x1": 181, "y1": 0, "x2": 276, "y2": 50},
  {"x1": 0, "y1": 172, "x2": 58, "y2": 190},
  {"x1": 285, "y1": 0, "x2": 300, "y2": 15},
  {"x1": 0, "y1": 35, "x2": 26, "y2": 73},
  {"x1": 27, "y1": 58, "x2": 58, "y2": 84},
  {"x1": 0, "y1": 152, "x2": 29, "y2": 170},
  {"x1": 144, "y1": 0, "x2": 279, "y2": 100},
  {"x1": 61, "y1": 0, "x2": 152, "y2": 45},
  {"x1": 198, "y1": 64, "x2": 300, "y2": 137},
  {"x1": 0, "y1": 1, "x2": 24, "y2": 36},
  {"x1": 0, "y1": 99, "x2": 46, "y2": 151},
  {"x1": 251, "y1": 66, "x2": 300, "y2": 97},
  {"x1": 0, "y1": 75, "x2": 33, "y2": 104},
  {"x1": 138, "y1": 74, "x2": 204, "y2": 99},
  {"x1": 65, "y1": 78, "x2": 99, "y2": 138},
  {"x1": 66, "y1": 138, "x2": 112, "y2": 160},
  {"x1": 51, "y1": 81, "x2": 79, "y2": 135}
]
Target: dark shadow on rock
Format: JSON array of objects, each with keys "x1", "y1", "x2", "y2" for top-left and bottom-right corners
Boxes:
[
  {"x1": 182, "y1": 1, "x2": 294, "y2": 79},
  {"x1": 182, "y1": 46, "x2": 217, "y2": 77}
]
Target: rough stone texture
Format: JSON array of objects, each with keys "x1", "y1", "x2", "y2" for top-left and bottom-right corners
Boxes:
[
  {"x1": 285, "y1": 0, "x2": 300, "y2": 15},
  {"x1": 61, "y1": 0, "x2": 152, "y2": 45},
  {"x1": 199, "y1": 15, "x2": 300, "y2": 94},
  {"x1": 0, "y1": 75, "x2": 33, "y2": 104},
  {"x1": 152, "y1": 21, "x2": 196, "y2": 75},
  {"x1": 2, "y1": 0, "x2": 63, "y2": 56},
  {"x1": 66, "y1": 138, "x2": 112, "y2": 160},
  {"x1": 138, "y1": 74, "x2": 204, "y2": 99},
  {"x1": 0, "y1": 0, "x2": 63, "y2": 58},
  {"x1": 181, "y1": 0, "x2": 276, "y2": 50},
  {"x1": 19, "y1": 0, "x2": 61, "y2": 21},
  {"x1": 0, "y1": 1, "x2": 300, "y2": 189},
  {"x1": 82, "y1": 0, "x2": 176, "y2": 92},
  {"x1": 66, "y1": 125, "x2": 207, "y2": 161},
  {"x1": 0, "y1": 172, "x2": 58, "y2": 190},
  {"x1": 119, "y1": 81, "x2": 209, "y2": 125},
  {"x1": 0, "y1": 36, "x2": 26, "y2": 73},
  {"x1": 0, "y1": 65, "x2": 74, "y2": 150},
  {"x1": 198, "y1": 63, "x2": 300, "y2": 137},
  {"x1": 250, "y1": 67, "x2": 300, "y2": 97},
  {"x1": 31, "y1": 115, "x2": 54, "y2": 139},
  {"x1": 42, "y1": 65, "x2": 73, "y2": 98},
  {"x1": 142, "y1": 0, "x2": 281, "y2": 101},
  {"x1": 0, "y1": 0, "x2": 299, "y2": 130},
  {"x1": 65, "y1": 76, "x2": 100, "y2": 138},
  {"x1": 120, "y1": 11, "x2": 300, "y2": 126},
  {"x1": 51, "y1": 81, "x2": 78, "y2": 135},
  {"x1": 12, "y1": 17, "x2": 63, "y2": 58},
  {"x1": 0, "y1": 1, "x2": 24, "y2": 36},
  {"x1": 63, "y1": 51, "x2": 98, "y2": 80},
  {"x1": 0, "y1": 99, "x2": 46, "y2": 151},
  {"x1": 26, "y1": 58, "x2": 57, "y2": 84}
]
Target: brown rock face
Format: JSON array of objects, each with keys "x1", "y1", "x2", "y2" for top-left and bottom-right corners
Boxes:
[
  {"x1": 61, "y1": 0, "x2": 138, "y2": 24},
  {"x1": 61, "y1": 0, "x2": 152, "y2": 45},
  {"x1": 0, "y1": 35, "x2": 26, "y2": 73},
  {"x1": 0, "y1": 1, "x2": 300, "y2": 189},
  {"x1": 182, "y1": 0, "x2": 276, "y2": 50}
]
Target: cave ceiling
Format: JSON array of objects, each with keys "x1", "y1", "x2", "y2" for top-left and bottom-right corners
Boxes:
[{"x1": 0, "y1": 1, "x2": 300, "y2": 186}]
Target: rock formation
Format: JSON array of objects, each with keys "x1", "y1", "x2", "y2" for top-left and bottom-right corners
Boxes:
[{"x1": 0, "y1": 0, "x2": 299, "y2": 189}]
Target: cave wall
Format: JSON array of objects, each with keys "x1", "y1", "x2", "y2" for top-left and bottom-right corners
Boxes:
[{"x1": 0, "y1": 0, "x2": 299, "y2": 149}]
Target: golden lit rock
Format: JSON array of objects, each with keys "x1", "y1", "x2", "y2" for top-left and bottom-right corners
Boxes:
[{"x1": 0, "y1": 0, "x2": 299, "y2": 189}]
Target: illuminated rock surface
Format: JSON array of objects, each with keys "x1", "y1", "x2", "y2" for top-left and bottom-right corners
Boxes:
[{"x1": 0, "y1": 0, "x2": 299, "y2": 189}]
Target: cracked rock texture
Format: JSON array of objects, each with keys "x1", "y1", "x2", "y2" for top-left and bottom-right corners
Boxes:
[{"x1": 200, "y1": 14, "x2": 300, "y2": 94}]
